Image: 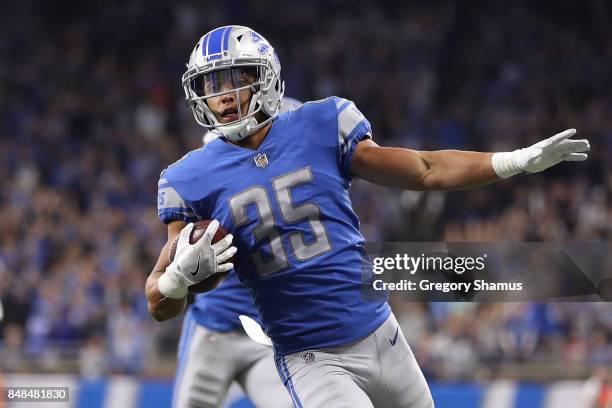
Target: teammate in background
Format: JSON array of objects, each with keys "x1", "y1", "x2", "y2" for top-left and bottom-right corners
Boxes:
[
  {"x1": 166, "y1": 100, "x2": 302, "y2": 408},
  {"x1": 145, "y1": 26, "x2": 590, "y2": 408}
]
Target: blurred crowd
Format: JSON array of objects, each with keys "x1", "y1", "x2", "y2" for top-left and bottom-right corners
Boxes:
[{"x1": 0, "y1": 0, "x2": 610, "y2": 378}]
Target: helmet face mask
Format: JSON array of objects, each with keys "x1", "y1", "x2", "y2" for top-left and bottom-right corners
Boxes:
[{"x1": 182, "y1": 26, "x2": 284, "y2": 142}]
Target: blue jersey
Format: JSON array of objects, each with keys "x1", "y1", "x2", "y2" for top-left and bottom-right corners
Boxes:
[{"x1": 158, "y1": 97, "x2": 390, "y2": 354}]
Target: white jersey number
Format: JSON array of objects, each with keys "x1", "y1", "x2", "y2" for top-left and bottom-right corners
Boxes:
[{"x1": 229, "y1": 166, "x2": 331, "y2": 276}]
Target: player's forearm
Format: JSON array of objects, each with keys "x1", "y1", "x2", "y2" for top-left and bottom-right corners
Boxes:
[
  {"x1": 353, "y1": 144, "x2": 499, "y2": 191},
  {"x1": 146, "y1": 270, "x2": 187, "y2": 321},
  {"x1": 415, "y1": 150, "x2": 499, "y2": 190},
  {"x1": 353, "y1": 129, "x2": 589, "y2": 190}
]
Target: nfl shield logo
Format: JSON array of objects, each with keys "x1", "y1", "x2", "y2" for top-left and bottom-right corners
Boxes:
[
  {"x1": 254, "y1": 153, "x2": 269, "y2": 168},
  {"x1": 301, "y1": 352, "x2": 315, "y2": 364}
]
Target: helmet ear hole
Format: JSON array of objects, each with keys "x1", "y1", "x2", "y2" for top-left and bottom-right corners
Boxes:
[{"x1": 275, "y1": 80, "x2": 279, "y2": 92}]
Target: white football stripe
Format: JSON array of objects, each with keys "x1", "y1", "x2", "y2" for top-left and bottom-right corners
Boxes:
[{"x1": 338, "y1": 101, "x2": 365, "y2": 151}]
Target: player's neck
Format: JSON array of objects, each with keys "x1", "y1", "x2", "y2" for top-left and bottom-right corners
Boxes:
[{"x1": 233, "y1": 122, "x2": 272, "y2": 150}]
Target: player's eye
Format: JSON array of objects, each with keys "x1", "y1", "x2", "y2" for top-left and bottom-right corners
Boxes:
[
  {"x1": 239, "y1": 67, "x2": 258, "y2": 85},
  {"x1": 191, "y1": 76, "x2": 206, "y2": 96}
]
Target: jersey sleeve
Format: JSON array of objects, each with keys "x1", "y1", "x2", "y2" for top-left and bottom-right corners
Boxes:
[
  {"x1": 334, "y1": 97, "x2": 372, "y2": 179},
  {"x1": 157, "y1": 171, "x2": 197, "y2": 225}
]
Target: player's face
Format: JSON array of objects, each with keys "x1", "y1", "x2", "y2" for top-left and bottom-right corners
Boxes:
[{"x1": 199, "y1": 67, "x2": 258, "y2": 124}]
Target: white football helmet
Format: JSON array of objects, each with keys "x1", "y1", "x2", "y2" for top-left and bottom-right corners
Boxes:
[{"x1": 183, "y1": 25, "x2": 284, "y2": 142}]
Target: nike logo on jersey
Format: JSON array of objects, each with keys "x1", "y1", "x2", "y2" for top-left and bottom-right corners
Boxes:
[
  {"x1": 190, "y1": 255, "x2": 201, "y2": 276},
  {"x1": 389, "y1": 327, "x2": 399, "y2": 346}
]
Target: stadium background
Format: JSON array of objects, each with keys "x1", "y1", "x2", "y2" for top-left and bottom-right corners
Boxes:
[{"x1": 0, "y1": 0, "x2": 610, "y2": 407}]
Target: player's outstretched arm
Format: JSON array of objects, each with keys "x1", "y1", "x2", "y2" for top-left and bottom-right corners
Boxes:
[
  {"x1": 145, "y1": 221, "x2": 188, "y2": 322},
  {"x1": 351, "y1": 129, "x2": 590, "y2": 191}
]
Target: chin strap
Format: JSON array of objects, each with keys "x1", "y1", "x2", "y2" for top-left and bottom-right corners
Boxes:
[
  {"x1": 220, "y1": 107, "x2": 277, "y2": 142},
  {"x1": 220, "y1": 116, "x2": 260, "y2": 142}
]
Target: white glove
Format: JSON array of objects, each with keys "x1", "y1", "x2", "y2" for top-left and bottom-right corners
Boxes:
[
  {"x1": 158, "y1": 220, "x2": 237, "y2": 299},
  {"x1": 491, "y1": 129, "x2": 590, "y2": 178}
]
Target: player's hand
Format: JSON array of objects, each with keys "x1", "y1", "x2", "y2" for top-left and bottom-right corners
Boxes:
[
  {"x1": 492, "y1": 129, "x2": 590, "y2": 178},
  {"x1": 158, "y1": 221, "x2": 237, "y2": 299}
]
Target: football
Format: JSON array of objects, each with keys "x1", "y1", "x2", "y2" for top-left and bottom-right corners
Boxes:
[{"x1": 168, "y1": 220, "x2": 232, "y2": 293}]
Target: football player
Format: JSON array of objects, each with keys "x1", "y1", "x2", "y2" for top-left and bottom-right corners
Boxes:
[
  {"x1": 160, "y1": 99, "x2": 302, "y2": 408},
  {"x1": 145, "y1": 26, "x2": 590, "y2": 408}
]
